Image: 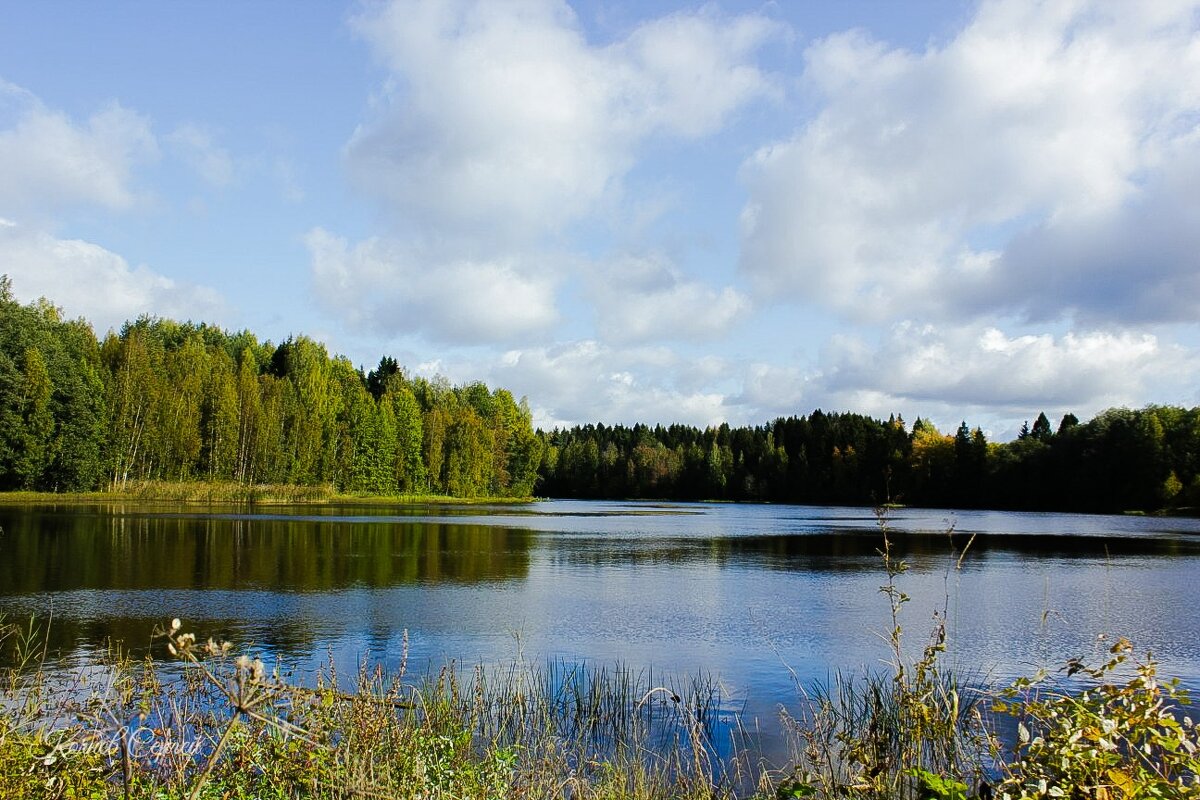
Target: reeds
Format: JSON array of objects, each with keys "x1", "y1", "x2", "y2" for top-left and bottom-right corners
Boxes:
[
  {"x1": 770, "y1": 507, "x2": 993, "y2": 799},
  {"x1": 0, "y1": 480, "x2": 336, "y2": 505},
  {"x1": 0, "y1": 618, "x2": 746, "y2": 799},
  {"x1": 0, "y1": 481, "x2": 535, "y2": 506},
  {"x1": 768, "y1": 508, "x2": 1200, "y2": 800}
]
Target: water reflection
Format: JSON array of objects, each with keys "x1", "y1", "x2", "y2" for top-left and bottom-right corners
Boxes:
[
  {"x1": 2, "y1": 499, "x2": 1199, "y2": 752},
  {"x1": 0, "y1": 506, "x2": 532, "y2": 592},
  {"x1": 529, "y1": 529, "x2": 1200, "y2": 573}
]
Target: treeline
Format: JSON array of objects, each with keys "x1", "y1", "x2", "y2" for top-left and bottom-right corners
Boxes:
[
  {"x1": 537, "y1": 407, "x2": 1200, "y2": 513},
  {"x1": 6, "y1": 277, "x2": 1198, "y2": 512},
  {"x1": 0, "y1": 277, "x2": 540, "y2": 497}
]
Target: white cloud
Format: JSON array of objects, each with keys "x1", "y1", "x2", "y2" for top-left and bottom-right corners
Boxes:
[
  {"x1": 479, "y1": 340, "x2": 732, "y2": 428},
  {"x1": 320, "y1": 1, "x2": 783, "y2": 346},
  {"x1": 720, "y1": 320, "x2": 1199, "y2": 438},
  {"x1": 0, "y1": 80, "x2": 158, "y2": 218},
  {"x1": 968, "y1": 132, "x2": 1200, "y2": 324},
  {"x1": 346, "y1": 0, "x2": 780, "y2": 240},
  {"x1": 739, "y1": 0, "x2": 1200, "y2": 324},
  {"x1": 820, "y1": 321, "x2": 1195, "y2": 416},
  {"x1": 384, "y1": 318, "x2": 1198, "y2": 436},
  {"x1": 589, "y1": 254, "x2": 750, "y2": 343},
  {"x1": 615, "y1": 8, "x2": 786, "y2": 138},
  {"x1": 733, "y1": 362, "x2": 814, "y2": 420},
  {"x1": 0, "y1": 218, "x2": 224, "y2": 334},
  {"x1": 306, "y1": 227, "x2": 559, "y2": 344},
  {"x1": 167, "y1": 124, "x2": 234, "y2": 187}
]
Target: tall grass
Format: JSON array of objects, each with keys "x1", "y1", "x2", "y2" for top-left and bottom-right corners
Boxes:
[
  {"x1": 770, "y1": 508, "x2": 1200, "y2": 800},
  {"x1": 0, "y1": 618, "x2": 750, "y2": 800},
  {"x1": 770, "y1": 508, "x2": 992, "y2": 799},
  {"x1": 0, "y1": 481, "x2": 538, "y2": 506},
  {"x1": 0, "y1": 480, "x2": 336, "y2": 505}
]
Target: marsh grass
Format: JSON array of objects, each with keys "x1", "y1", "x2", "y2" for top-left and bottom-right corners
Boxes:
[
  {"x1": 770, "y1": 508, "x2": 993, "y2": 799},
  {"x1": 770, "y1": 508, "x2": 1200, "y2": 800},
  {"x1": 0, "y1": 481, "x2": 536, "y2": 506},
  {"x1": 0, "y1": 617, "x2": 750, "y2": 800},
  {"x1": 0, "y1": 481, "x2": 335, "y2": 505}
]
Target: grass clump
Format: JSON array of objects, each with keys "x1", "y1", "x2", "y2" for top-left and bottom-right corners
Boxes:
[
  {"x1": 0, "y1": 617, "x2": 745, "y2": 800},
  {"x1": 773, "y1": 510, "x2": 990, "y2": 799},
  {"x1": 0, "y1": 480, "x2": 536, "y2": 506}
]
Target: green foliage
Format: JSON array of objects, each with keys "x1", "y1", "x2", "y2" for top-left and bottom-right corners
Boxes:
[
  {"x1": 909, "y1": 769, "x2": 971, "y2": 800},
  {"x1": 990, "y1": 639, "x2": 1200, "y2": 799},
  {"x1": 0, "y1": 289, "x2": 107, "y2": 491},
  {"x1": 1030, "y1": 413, "x2": 1054, "y2": 442},
  {"x1": 768, "y1": 514, "x2": 1200, "y2": 800},
  {"x1": 4, "y1": 273, "x2": 1200, "y2": 510},
  {"x1": 0, "y1": 276, "x2": 539, "y2": 499},
  {"x1": 13, "y1": 347, "x2": 53, "y2": 488},
  {"x1": 540, "y1": 405, "x2": 1200, "y2": 513}
]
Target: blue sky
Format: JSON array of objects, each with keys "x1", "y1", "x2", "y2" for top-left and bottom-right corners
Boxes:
[{"x1": 2, "y1": 0, "x2": 1197, "y2": 439}]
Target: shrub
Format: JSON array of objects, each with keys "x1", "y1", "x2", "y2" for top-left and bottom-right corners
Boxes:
[{"x1": 990, "y1": 638, "x2": 1199, "y2": 799}]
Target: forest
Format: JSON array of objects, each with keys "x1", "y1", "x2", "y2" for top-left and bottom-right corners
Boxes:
[
  {"x1": 0, "y1": 277, "x2": 541, "y2": 498},
  {"x1": 3, "y1": 275, "x2": 1198, "y2": 512},
  {"x1": 537, "y1": 407, "x2": 1200, "y2": 513}
]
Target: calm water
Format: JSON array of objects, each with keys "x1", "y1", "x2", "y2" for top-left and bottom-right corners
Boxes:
[{"x1": 2, "y1": 499, "x2": 1199, "y2": 752}]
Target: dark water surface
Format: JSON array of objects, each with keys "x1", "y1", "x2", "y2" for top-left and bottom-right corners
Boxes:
[{"x1": 2, "y1": 499, "x2": 1199, "y2": 753}]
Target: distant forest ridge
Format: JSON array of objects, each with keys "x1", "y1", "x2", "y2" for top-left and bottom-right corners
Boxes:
[
  {"x1": 537, "y1": 408, "x2": 1199, "y2": 513},
  {"x1": 1, "y1": 277, "x2": 1196, "y2": 512}
]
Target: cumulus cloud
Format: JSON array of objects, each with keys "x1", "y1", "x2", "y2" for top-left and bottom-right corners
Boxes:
[
  {"x1": 589, "y1": 254, "x2": 750, "y2": 343},
  {"x1": 722, "y1": 319, "x2": 1199, "y2": 438},
  {"x1": 346, "y1": 0, "x2": 781, "y2": 240},
  {"x1": 306, "y1": 227, "x2": 559, "y2": 344},
  {"x1": 395, "y1": 317, "x2": 1198, "y2": 435},
  {"x1": 0, "y1": 80, "x2": 158, "y2": 218},
  {"x1": 0, "y1": 218, "x2": 224, "y2": 334},
  {"x1": 732, "y1": 362, "x2": 815, "y2": 420},
  {"x1": 969, "y1": 135, "x2": 1200, "y2": 324},
  {"x1": 311, "y1": 0, "x2": 1200, "y2": 434},
  {"x1": 481, "y1": 340, "x2": 733, "y2": 429},
  {"x1": 820, "y1": 321, "x2": 1195, "y2": 415},
  {"x1": 739, "y1": 0, "x2": 1200, "y2": 324},
  {"x1": 317, "y1": 1, "x2": 780, "y2": 345}
]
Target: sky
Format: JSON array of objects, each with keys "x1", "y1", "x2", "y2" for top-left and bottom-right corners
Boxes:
[{"x1": 1, "y1": 0, "x2": 1198, "y2": 440}]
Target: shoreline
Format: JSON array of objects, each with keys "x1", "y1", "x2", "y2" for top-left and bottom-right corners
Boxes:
[
  {"x1": 2, "y1": 485, "x2": 1195, "y2": 517},
  {"x1": 0, "y1": 481, "x2": 536, "y2": 507}
]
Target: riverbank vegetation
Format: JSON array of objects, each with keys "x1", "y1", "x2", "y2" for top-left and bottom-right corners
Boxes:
[
  {"x1": 2, "y1": 615, "x2": 740, "y2": 800},
  {"x1": 6, "y1": 627, "x2": 1196, "y2": 800},
  {"x1": 0, "y1": 480, "x2": 534, "y2": 506}
]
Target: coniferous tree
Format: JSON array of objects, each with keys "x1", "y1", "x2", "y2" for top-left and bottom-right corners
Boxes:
[{"x1": 1031, "y1": 412, "x2": 1053, "y2": 441}]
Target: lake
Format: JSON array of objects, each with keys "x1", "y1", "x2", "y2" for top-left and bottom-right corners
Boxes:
[{"x1": 2, "y1": 499, "x2": 1199, "y2": 759}]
